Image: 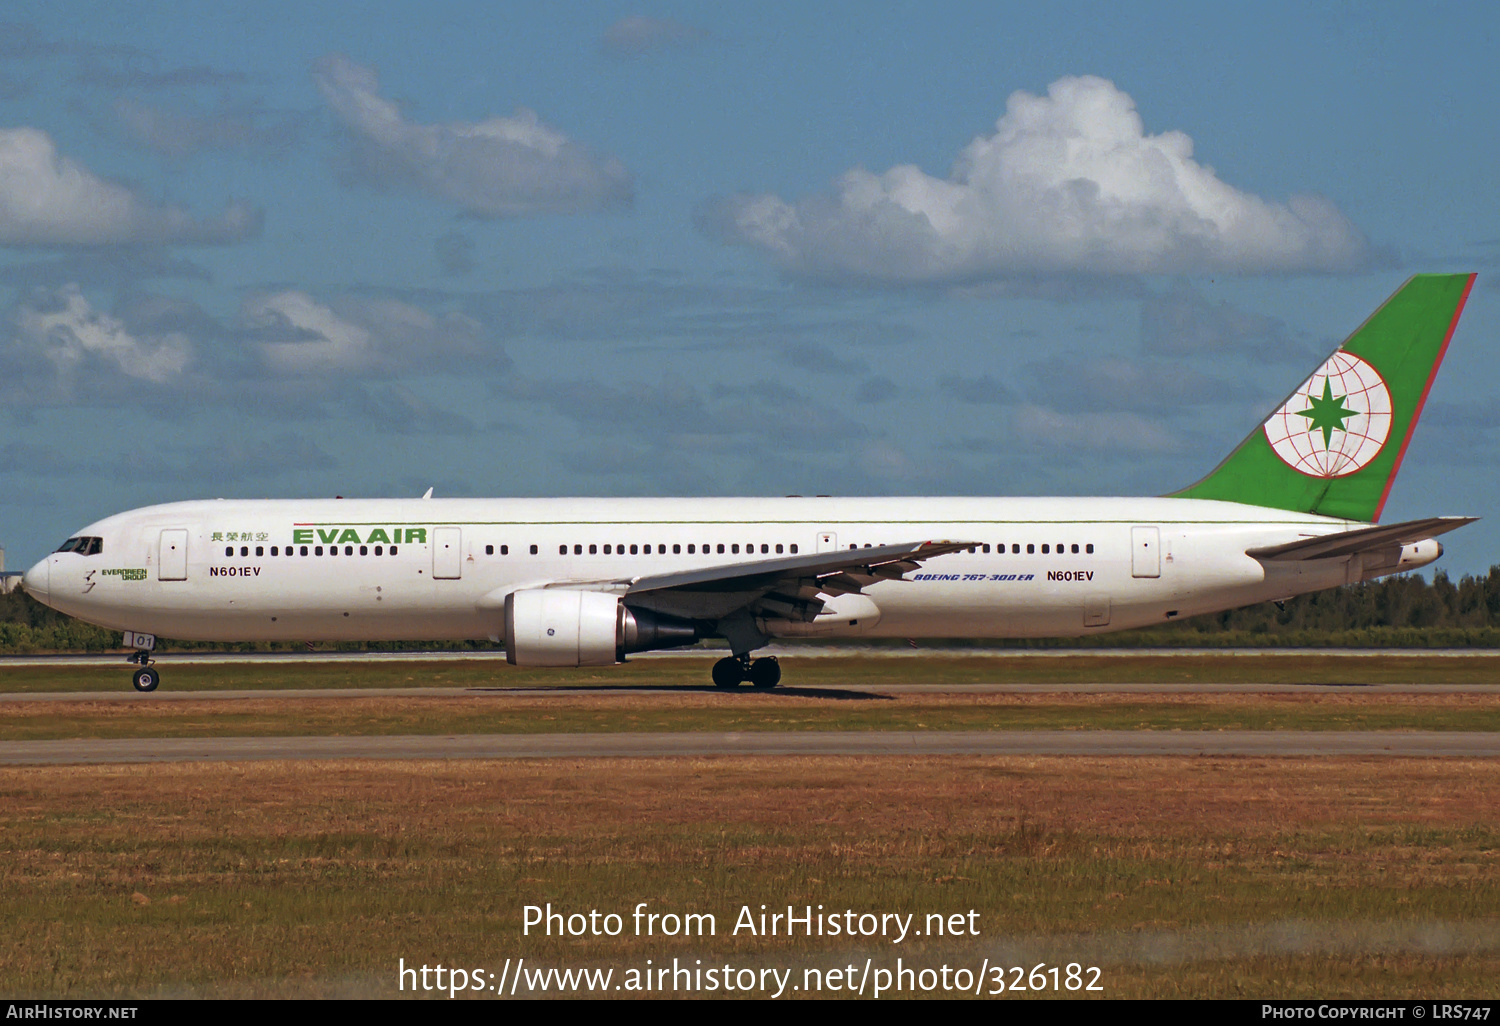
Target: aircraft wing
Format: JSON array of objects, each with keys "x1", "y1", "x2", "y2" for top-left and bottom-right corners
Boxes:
[
  {"x1": 622, "y1": 539, "x2": 977, "y2": 621},
  {"x1": 1245, "y1": 516, "x2": 1477, "y2": 562}
]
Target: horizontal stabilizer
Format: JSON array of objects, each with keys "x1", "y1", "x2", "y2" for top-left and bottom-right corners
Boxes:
[{"x1": 1246, "y1": 516, "x2": 1477, "y2": 562}]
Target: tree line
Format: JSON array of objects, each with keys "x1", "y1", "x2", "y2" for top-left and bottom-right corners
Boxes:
[{"x1": 4, "y1": 567, "x2": 1500, "y2": 653}]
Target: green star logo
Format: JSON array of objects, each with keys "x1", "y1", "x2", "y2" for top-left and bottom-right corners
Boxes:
[{"x1": 1296, "y1": 378, "x2": 1358, "y2": 449}]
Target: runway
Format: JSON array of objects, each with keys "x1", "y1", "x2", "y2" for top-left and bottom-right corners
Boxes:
[
  {"x1": 4, "y1": 646, "x2": 1499, "y2": 668},
  {"x1": 3, "y1": 729, "x2": 1497, "y2": 764}
]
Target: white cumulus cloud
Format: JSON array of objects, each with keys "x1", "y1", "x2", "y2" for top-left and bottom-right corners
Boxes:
[
  {"x1": 14, "y1": 284, "x2": 191, "y2": 385},
  {"x1": 0, "y1": 127, "x2": 261, "y2": 246},
  {"x1": 312, "y1": 54, "x2": 632, "y2": 217},
  {"x1": 703, "y1": 76, "x2": 1372, "y2": 283},
  {"x1": 249, "y1": 290, "x2": 496, "y2": 376},
  {"x1": 250, "y1": 291, "x2": 371, "y2": 374}
]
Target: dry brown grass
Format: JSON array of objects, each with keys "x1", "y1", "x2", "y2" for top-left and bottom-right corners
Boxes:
[
  {"x1": 9, "y1": 652, "x2": 1500, "y2": 695},
  {"x1": 3, "y1": 756, "x2": 1499, "y2": 997},
  {"x1": 4, "y1": 689, "x2": 1500, "y2": 740}
]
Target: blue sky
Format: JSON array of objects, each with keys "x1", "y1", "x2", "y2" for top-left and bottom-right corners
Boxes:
[{"x1": 2, "y1": 1, "x2": 1498, "y2": 573}]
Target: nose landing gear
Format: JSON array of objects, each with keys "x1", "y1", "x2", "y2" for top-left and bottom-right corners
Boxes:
[
  {"x1": 711, "y1": 655, "x2": 781, "y2": 689},
  {"x1": 128, "y1": 646, "x2": 159, "y2": 692},
  {"x1": 131, "y1": 664, "x2": 160, "y2": 692}
]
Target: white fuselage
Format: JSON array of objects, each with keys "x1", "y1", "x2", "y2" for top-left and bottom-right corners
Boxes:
[{"x1": 24, "y1": 495, "x2": 1373, "y2": 644}]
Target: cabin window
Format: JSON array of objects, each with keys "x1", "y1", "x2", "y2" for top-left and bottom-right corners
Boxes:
[
  {"x1": 300, "y1": 546, "x2": 309, "y2": 556},
  {"x1": 374, "y1": 545, "x2": 383, "y2": 556},
  {"x1": 717, "y1": 544, "x2": 725, "y2": 554},
  {"x1": 559, "y1": 545, "x2": 567, "y2": 555},
  {"x1": 687, "y1": 544, "x2": 696, "y2": 554},
  {"x1": 255, "y1": 546, "x2": 263, "y2": 556},
  {"x1": 529, "y1": 545, "x2": 538, "y2": 555},
  {"x1": 589, "y1": 544, "x2": 597, "y2": 554},
  {"x1": 1086, "y1": 543, "x2": 1094, "y2": 554},
  {"x1": 673, "y1": 544, "x2": 681, "y2": 554},
  {"x1": 315, "y1": 546, "x2": 324, "y2": 556},
  {"x1": 500, "y1": 545, "x2": 508, "y2": 555},
  {"x1": 790, "y1": 543, "x2": 798, "y2": 553},
  {"x1": 346, "y1": 545, "x2": 354, "y2": 555},
  {"x1": 1041, "y1": 544, "x2": 1049, "y2": 554},
  {"x1": 982, "y1": 544, "x2": 990, "y2": 553},
  {"x1": 390, "y1": 545, "x2": 398, "y2": 555},
  {"x1": 603, "y1": 544, "x2": 612, "y2": 554},
  {"x1": 775, "y1": 544, "x2": 783, "y2": 554},
  {"x1": 270, "y1": 546, "x2": 278, "y2": 556},
  {"x1": 485, "y1": 544, "x2": 493, "y2": 555},
  {"x1": 731, "y1": 544, "x2": 740, "y2": 554},
  {"x1": 628, "y1": 544, "x2": 637, "y2": 555},
  {"x1": 225, "y1": 546, "x2": 233, "y2": 557},
  {"x1": 1026, "y1": 544, "x2": 1034, "y2": 554},
  {"x1": 1071, "y1": 543, "x2": 1079, "y2": 554},
  {"x1": 360, "y1": 545, "x2": 368, "y2": 555}
]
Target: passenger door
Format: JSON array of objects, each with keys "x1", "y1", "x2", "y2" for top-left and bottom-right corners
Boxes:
[
  {"x1": 158, "y1": 529, "x2": 188, "y2": 581},
  {"x1": 1131, "y1": 526, "x2": 1160, "y2": 579},
  {"x1": 432, "y1": 527, "x2": 462, "y2": 579}
]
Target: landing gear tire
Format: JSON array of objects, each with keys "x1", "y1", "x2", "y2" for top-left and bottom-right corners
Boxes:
[
  {"x1": 712, "y1": 657, "x2": 742, "y2": 689},
  {"x1": 132, "y1": 666, "x2": 160, "y2": 693},
  {"x1": 748, "y1": 657, "x2": 781, "y2": 689}
]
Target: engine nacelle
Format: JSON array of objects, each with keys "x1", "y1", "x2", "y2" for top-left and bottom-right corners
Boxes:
[{"x1": 504, "y1": 589, "x2": 698, "y2": 667}]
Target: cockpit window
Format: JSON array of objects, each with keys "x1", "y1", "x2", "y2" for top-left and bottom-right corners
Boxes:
[{"x1": 54, "y1": 536, "x2": 102, "y2": 555}]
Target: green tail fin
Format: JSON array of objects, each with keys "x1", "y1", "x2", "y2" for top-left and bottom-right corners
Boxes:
[{"x1": 1172, "y1": 273, "x2": 1475, "y2": 522}]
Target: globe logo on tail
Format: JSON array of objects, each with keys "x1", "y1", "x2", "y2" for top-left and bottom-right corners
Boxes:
[{"x1": 1263, "y1": 352, "x2": 1392, "y2": 478}]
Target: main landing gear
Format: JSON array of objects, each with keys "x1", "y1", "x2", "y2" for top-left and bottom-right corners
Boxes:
[
  {"x1": 711, "y1": 655, "x2": 781, "y2": 689},
  {"x1": 129, "y1": 649, "x2": 159, "y2": 693}
]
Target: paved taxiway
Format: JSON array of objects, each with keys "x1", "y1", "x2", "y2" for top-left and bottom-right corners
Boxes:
[{"x1": 3, "y1": 730, "x2": 1497, "y2": 765}]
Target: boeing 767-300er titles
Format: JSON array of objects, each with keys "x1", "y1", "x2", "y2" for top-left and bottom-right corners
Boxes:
[{"x1": 21, "y1": 274, "x2": 1479, "y2": 692}]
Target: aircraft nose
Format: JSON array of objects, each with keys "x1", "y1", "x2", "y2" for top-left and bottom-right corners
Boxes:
[{"x1": 21, "y1": 558, "x2": 48, "y2": 602}]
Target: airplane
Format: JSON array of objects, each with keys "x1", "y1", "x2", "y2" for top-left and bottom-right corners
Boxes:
[{"x1": 20, "y1": 273, "x2": 1478, "y2": 693}]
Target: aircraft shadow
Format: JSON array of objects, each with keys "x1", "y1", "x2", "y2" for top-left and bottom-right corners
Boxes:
[{"x1": 467, "y1": 685, "x2": 893, "y2": 701}]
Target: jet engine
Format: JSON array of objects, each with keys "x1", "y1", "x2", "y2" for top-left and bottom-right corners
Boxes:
[{"x1": 504, "y1": 589, "x2": 699, "y2": 667}]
